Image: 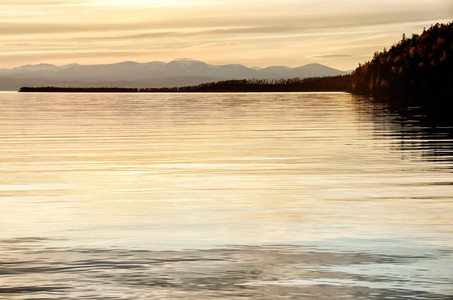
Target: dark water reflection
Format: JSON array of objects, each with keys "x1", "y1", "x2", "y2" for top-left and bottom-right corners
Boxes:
[
  {"x1": 351, "y1": 95, "x2": 453, "y2": 165},
  {"x1": 1, "y1": 238, "x2": 452, "y2": 300},
  {"x1": 0, "y1": 92, "x2": 452, "y2": 299}
]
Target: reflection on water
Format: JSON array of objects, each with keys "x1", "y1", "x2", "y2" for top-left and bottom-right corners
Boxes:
[
  {"x1": 0, "y1": 92, "x2": 452, "y2": 299},
  {"x1": 1, "y1": 239, "x2": 452, "y2": 300},
  {"x1": 352, "y1": 96, "x2": 453, "y2": 165}
]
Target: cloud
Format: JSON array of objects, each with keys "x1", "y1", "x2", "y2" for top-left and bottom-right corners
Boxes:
[
  {"x1": 0, "y1": 21, "x2": 161, "y2": 36},
  {"x1": 0, "y1": 0, "x2": 90, "y2": 5},
  {"x1": 1, "y1": 0, "x2": 451, "y2": 70},
  {"x1": 310, "y1": 55, "x2": 353, "y2": 58},
  {"x1": 87, "y1": 0, "x2": 210, "y2": 7}
]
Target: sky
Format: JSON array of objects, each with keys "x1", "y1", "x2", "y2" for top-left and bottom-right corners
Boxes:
[{"x1": 1, "y1": 0, "x2": 452, "y2": 70}]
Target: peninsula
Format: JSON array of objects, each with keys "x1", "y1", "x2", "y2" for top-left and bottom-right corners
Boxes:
[{"x1": 18, "y1": 75, "x2": 350, "y2": 93}]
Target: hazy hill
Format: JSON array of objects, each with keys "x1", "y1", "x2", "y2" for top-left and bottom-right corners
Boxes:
[
  {"x1": 286, "y1": 63, "x2": 347, "y2": 78},
  {"x1": 0, "y1": 60, "x2": 347, "y2": 90}
]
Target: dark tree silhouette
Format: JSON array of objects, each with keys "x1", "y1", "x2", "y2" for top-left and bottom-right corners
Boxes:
[
  {"x1": 19, "y1": 87, "x2": 139, "y2": 93},
  {"x1": 350, "y1": 21, "x2": 453, "y2": 108},
  {"x1": 139, "y1": 76, "x2": 350, "y2": 92},
  {"x1": 19, "y1": 75, "x2": 351, "y2": 93}
]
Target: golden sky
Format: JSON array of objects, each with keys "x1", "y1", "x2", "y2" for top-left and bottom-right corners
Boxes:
[{"x1": 1, "y1": 0, "x2": 452, "y2": 70}]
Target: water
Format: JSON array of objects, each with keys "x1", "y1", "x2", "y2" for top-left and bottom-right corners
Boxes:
[{"x1": 0, "y1": 92, "x2": 452, "y2": 299}]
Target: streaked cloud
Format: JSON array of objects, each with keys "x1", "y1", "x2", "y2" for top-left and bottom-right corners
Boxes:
[
  {"x1": 1, "y1": 0, "x2": 80, "y2": 4},
  {"x1": 0, "y1": 0, "x2": 451, "y2": 70},
  {"x1": 87, "y1": 0, "x2": 212, "y2": 7},
  {"x1": 310, "y1": 55, "x2": 353, "y2": 58}
]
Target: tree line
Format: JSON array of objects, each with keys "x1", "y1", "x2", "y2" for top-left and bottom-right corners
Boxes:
[
  {"x1": 350, "y1": 21, "x2": 453, "y2": 107},
  {"x1": 19, "y1": 75, "x2": 350, "y2": 93},
  {"x1": 19, "y1": 87, "x2": 139, "y2": 93},
  {"x1": 141, "y1": 76, "x2": 350, "y2": 92}
]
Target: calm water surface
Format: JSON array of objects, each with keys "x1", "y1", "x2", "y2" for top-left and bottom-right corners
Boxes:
[{"x1": 0, "y1": 92, "x2": 452, "y2": 299}]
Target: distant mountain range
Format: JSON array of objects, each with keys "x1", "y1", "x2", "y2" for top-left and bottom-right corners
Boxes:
[{"x1": 0, "y1": 60, "x2": 348, "y2": 90}]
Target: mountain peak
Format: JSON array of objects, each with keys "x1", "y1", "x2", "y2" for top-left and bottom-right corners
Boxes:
[
  {"x1": 168, "y1": 60, "x2": 206, "y2": 65},
  {"x1": 0, "y1": 60, "x2": 347, "y2": 90},
  {"x1": 116, "y1": 61, "x2": 140, "y2": 65},
  {"x1": 10, "y1": 63, "x2": 58, "y2": 72},
  {"x1": 302, "y1": 63, "x2": 325, "y2": 66}
]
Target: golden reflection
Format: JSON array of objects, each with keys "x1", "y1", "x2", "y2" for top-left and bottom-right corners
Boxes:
[{"x1": 0, "y1": 92, "x2": 452, "y2": 248}]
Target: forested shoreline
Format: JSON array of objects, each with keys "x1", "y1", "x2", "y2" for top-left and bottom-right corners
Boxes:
[
  {"x1": 18, "y1": 75, "x2": 350, "y2": 93},
  {"x1": 350, "y1": 22, "x2": 452, "y2": 107}
]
